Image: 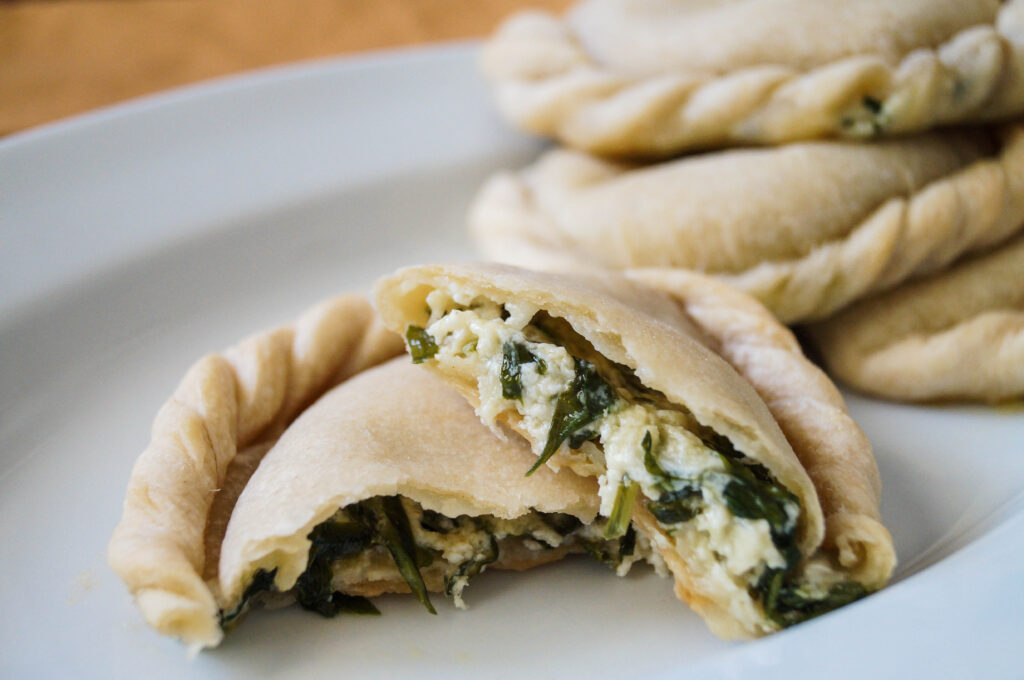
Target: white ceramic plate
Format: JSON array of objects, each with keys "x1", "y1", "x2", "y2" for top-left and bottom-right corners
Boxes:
[{"x1": 1, "y1": 45, "x2": 1022, "y2": 680}]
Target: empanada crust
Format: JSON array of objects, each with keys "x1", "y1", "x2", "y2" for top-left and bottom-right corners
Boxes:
[
  {"x1": 482, "y1": 0, "x2": 1024, "y2": 155},
  {"x1": 807, "y1": 233, "x2": 1024, "y2": 402},
  {"x1": 470, "y1": 125, "x2": 1024, "y2": 322},
  {"x1": 375, "y1": 263, "x2": 895, "y2": 637},
  {"x1": 218, "y1": 359, "x2": 601, "y2": 607},
  {"x1": 108, "y1": 294, "x2": 404, "y2": 649},
  {"x1": 627, "y1": 269, "x2": 895, "y2": 590}
]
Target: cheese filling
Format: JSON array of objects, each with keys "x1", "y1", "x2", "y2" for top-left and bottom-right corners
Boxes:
[
  {"x1": 222, "y1": 495, "x2": 646, "y2": 629},
  {"x1": 410, "y1": 293, "x2": 866, "y2": 630}
]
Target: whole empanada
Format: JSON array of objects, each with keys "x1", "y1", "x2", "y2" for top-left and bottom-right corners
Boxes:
[
  {"x1": 470, "y1": 124, "x2": 1024, "y2": 322},
  {"x1": 482, "y1": 0, "x2": 1024, "y2": 156},
  {"x1": 374, "y1": 263, "x2": 895, "y2": 639},
  {"x1": 806, "y1": 233, "x2": 1024, "y2": 402}
]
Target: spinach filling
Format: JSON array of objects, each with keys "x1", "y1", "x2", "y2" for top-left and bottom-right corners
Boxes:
[
  {"x1": 219, "y1": 567, "x2": 278, "y2": 630},
  {"x1": 500, "y1": 340, "x2": 547, "y2": 400},
  {"x1": 526, "y1": 357, "x2": 616, "y2": 476},
  {"x1": 840, "y1": 94, "x2": 889, "y2": 135},
  {"x1": 511, "y1": 321, "x2": 861, "y2": 626},
  {"x1": 412, "y1": 305, "x2": 868, "y2": 627},
  {"x1": 584, "y1": 524, "x2": 638, "y2": 570},
  {"x1": 222, "y1": 495, "x2": 633, "y2": 630},
  {"x1": 641, "y1": 420, "x2": 871, "y2": 625},
  {"x1": 294, "y1": 514, "x2": 380, "y2": 617},
  {"x1": 406, "y1": 325, "x2": 439, "y2": 363},
  {"x1": 517, "y1": 321, "x2": 870, "y2": 627}
]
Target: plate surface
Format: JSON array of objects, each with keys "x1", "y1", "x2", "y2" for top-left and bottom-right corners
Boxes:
[{"x1": 1, "y1": 45, "x2": 1022, "y2": 680}]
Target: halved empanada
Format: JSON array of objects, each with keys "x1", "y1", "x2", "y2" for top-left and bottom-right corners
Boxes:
[
  {"x1": 219, "y1": 359, "x2": 648, "y2": 632},
  {"x1": 470, "y1": 124, "x2": 1024, "y2": 322},
  {"x1": 482, "y1": 0, "x2": 1024, "y2": 156},
  {"x1": 109, "y1": 294, "x2": 645, "y2": 652},
  {"x1": 374, "y1": 263, "x2": 894, "y2": 638},
  {"x1": 806, "y1": 233, "x2": 1024, "y2": 402}
]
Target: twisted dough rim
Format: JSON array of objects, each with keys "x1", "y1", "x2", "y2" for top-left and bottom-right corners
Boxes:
[
  {"x1": 470, "y1": 124, "x2": 1024, "y2": 323},
  {"x1": 626, "y1": 269, "x2": 896, "y2": 595},
  {"x1": 107, "y1": 294, "x2": 403, "y2": 650},
  {"x1": 807, "y1": 233, "x2": 1024, "y2": 402},
  {"x1": 481, "y1": 2, "x2": 1024, "y2": 156}
]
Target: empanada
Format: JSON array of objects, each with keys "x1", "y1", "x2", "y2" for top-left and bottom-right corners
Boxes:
[
  {"x1": 109, "y1": 294, "x2": 402, "y2": 651},
  {"x1": 482, "y1": 0, "x2": 1024, "y2": 156},
  {"x1": 109, "y1": 296, "x2": 644, "y2": 652},
  {"x1": 806, "y1": 233, "x2": 1024, "y2": 402},
  {"x1": 470, "y1": 124, "x2": 1024, "y2": 322},
  {"x1": 219, "y1": 359, "x2": 649, "y2": 636},
  {"x1": 374, "y1": 263, "x2": 894, "y2": 638}
]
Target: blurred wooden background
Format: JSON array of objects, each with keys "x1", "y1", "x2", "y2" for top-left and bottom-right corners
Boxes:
[{"x1": 0, "y1": 0, "x2": 570, "y2": 136}]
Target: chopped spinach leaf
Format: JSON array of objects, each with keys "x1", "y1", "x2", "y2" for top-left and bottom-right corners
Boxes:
[
  {"x1": 618, "y1": 524, "x2": 637, "y2": 561},
  {"x1": 419, "y1": 509, "x2": 456, "y2": 534},
  {"x1": 712, "y1": 452, "x2": 798, "y2": 551},
  {"x1": 604, "y1": 478, "x2": 638, "y2": 538},
  {"x1": 294, "y1": 516, "x2": 376, "y2": 618},
  {"x1": 538, "y1": 512, "x2": 584, "y2": 537},
  {"x1": 500, "y1": 340, "x2": 546, "y2": 400},
  {"x1": 647, "y1": 486, "x2": 703, "y2": 525},
  {"x1": 406, "y1": 325, "x2": 438, "y2": 363},
  {"x1": 583, "y1": 525, "x2": 636, "y2": 571},
  {"x1": 754, "y1": 569, "x2": 868, "y2": 627},
  {"x1": 364, "y1": 497, "x2": 437, "y2": 615},
  {"x1": 641, "y1": 430, "x2": 675, "y2": 480},
  {"x1": 568, "y1": 428, "x2": 598, "y2": 449},
  {"x1": 527, "y1": 358, "x2": 616, "y2": 476},
  {"x1": 220, "y1": 567, "x2": 278, "y2": 629}
]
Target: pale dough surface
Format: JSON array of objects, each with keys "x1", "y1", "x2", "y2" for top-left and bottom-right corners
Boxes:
[
  {"x1": 108, "y1": 294, "x2": 404, "y2": 650},
  {"x1": 470, "y1": 124, "x2": 1024, "y2": 322},
  {"x1": 808, "y1": 233, "x2": 1024, "y2": 402},
  {"x1": 218, "y1": 358, "x2": 600, "y2": 606},
  {"x1": 374, "y1": 263, "x2": 883, "y2": 636},
  {"x1": 481, "y1": 0, "x2": 1024, "y2": 155}
]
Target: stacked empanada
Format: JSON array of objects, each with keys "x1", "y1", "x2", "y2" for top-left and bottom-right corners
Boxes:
[
  {"x1": 474, "y1": 0, "x2": 1024, "y2": 403},
  {"x1": 806, "y1": 232, "x2": 1024, "y2": 402},
  {"x1": 482, "y1": 0, "x2": 1024, "y2": 156}
]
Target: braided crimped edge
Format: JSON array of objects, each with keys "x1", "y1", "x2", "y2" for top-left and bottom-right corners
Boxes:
[
  {"x1": 470, "y1": 124, "x2": 1024, "y2": 323},
  {"x1": 107, "y1": 294, "x2": 403, "y2": 651},
  {"x1": 481, "y1": 2, "x2": 1024, "y2": 156},
  {"x1": 626, "y1": 269, "x2": 896, "y2": 597},
  {"x1": 808, "y1": 234, "x2": 1024, "y2": 402}
]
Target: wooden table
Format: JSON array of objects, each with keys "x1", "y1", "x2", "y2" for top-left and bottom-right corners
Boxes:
[{"x1": 0, "y1": 0, "x2": 570, "y2": 136}]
